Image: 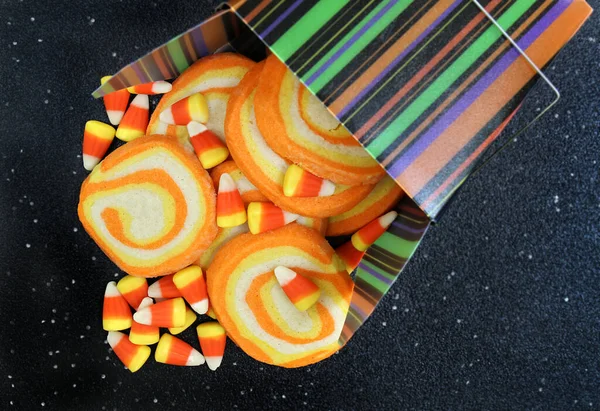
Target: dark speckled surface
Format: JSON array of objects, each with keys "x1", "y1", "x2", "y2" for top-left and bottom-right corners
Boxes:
[{"x1": 0, "y1": 1, "x2": 598, "y2": 410}]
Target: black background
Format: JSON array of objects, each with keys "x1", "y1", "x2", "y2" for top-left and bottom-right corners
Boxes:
[{"x1": 1, "y1": 1, "x2": 599, "y2": 410}]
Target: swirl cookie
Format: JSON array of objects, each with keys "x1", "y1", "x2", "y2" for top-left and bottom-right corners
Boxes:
[
  {"x1": 78, "y1": 135, "x2": 218, "y2": 277},
  {"x1": 327, "y1": 176, "x2": 404, "y2": 236},
  {"x1": 206, "y1": 223, "x2": 353, "y2": 368},
  {"x1": 147, "y1": 53, "x2": 255, "y2": 148},
  {"x1": 225, "y1": 63, "x2": 374, "y2": 218},
  {"x1": 254, "y1": 55, "x2": 385, "y2": 186}
]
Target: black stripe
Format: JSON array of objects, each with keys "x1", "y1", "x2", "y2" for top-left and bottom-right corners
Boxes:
[{"x1": 260, "y1": 0, "x2": 322, "y2": 45}]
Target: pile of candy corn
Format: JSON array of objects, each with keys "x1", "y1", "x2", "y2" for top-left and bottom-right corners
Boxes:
[{"x1": 103, "y1": 265, "x2": 226, "y2": 373}]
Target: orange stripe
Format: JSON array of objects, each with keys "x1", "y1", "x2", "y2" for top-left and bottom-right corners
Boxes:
[
  {"x1": 242, "y1": 0, "x2": 271, "y2": 22},
  {"x1": 421, "y1": 106, "x2": 519, "y2": 211},
  {"x1": 190, "y1": 131, "x2": 225, "y2": 152},
  {"x1": 356, "y1": 0, "x2": 505, "y2": 141},
  {"x1": 381, "y1": 0, "x2": 542, "y2": 165},
  {"x1": 199, "y1": 335, "x2": 226, "y2": 357},
  {"x1": 166, "y1": 338, "x2": 192, "y2": 366},
  {"x1": 399, "y1": 1, "x2": 587, "y2": 194},
  {"x1": 98, "y1": 169, "x2": 186, "y2": 250},
  {"x1": 328, "y1": 0, "x2": 449, "y2": 114}
]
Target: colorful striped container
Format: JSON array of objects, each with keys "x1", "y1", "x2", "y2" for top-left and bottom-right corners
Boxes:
[{"x1": 92, "y1": 0, "x2": 591, "y2": 346}]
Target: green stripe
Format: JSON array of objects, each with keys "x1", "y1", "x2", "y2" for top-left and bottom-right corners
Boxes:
[
  {"x1": 377, "y1": 231, "x2": 419, "y2": 260},
  {"x1": 303, "y1": 0, "x2": 412, "y2": 92},
  {"x1": 167, "y1": 42, "x2": 189, "y2": 73},
  {"x1": 356, "y1": 262, "x2": 389, "y2": 294},
  {"x1": 272, "y1": 0, "x2": 350, "y2": 61},
  {"x1": 366, "y1": 0, "x2": 536, "y2": 157}
]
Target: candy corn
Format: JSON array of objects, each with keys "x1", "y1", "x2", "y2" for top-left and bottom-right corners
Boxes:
[
  {"x1": 196, "y1": 322, "x2": 226, "y2": 371},
  {"x1": 216, "y1": 173, "x2": 247, "y2": 228},
  {"x1": 148, "y1": 274, "x2": 182, "y2": 299},
  {"x1": 102, "y1": 281, "x2": 132, "y2": 331},
  {"x1": 172, "y1": 265, "x2": 209, "y2": 314},
  {"x1": 206, "y1": 303, "x2": 217, "y2": 320},
  {"x1": 107, "y1": 331, "x2": 151, "y2": 373},
  {"x1": 351, "y1": 211, "x2": 398, "y2": 252},
  {"x1": 129, "y1": 297, "x2": 160, "y2": 345},
  {"x1": 159, "y1": 93, "x2": 208, "y2": 125},
  {"x1": 115, "y1": 94, "x2": 149, "y2": 142},
  {"x1": 116, "y1": 275, "x2": 148, "y2": 310},
  {"x1": 82, "y1": 120, "x2": 115, "y2": 171},
  {"x1": 133, "y1": 297, "x2": 186, "y2": 328},
  {"x1": 155, "y1": 334, "x2": 205, "y2": 366},
  {"x1": 127, "y1": 81, "x2": 172, "y2": 95},
  {"x1": 247, "y1": 202, "x2": 299, "y2": 235},
  {"x1": 187, "y1": 121, "x2": 229, "y2": 169},
  {"x1": 335, "y1": 240, "x2": 365, "y2": 274},
  {"x1": 274, "y1": 266, "x2": 321, "y2": 311},
  {"x1": 101, "y1": 75, "x2": 129, "y2": 126},
  {"x1": 283, "y1": 164, "x2": 335, "y2": 197},
  {"x1": 168, "y1": 305, "x2": 197, "y2": 335}
]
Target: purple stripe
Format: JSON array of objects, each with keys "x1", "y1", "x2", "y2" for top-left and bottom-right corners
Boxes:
[
  {"x1": 388, "y1": 0, "x2": 569, "y2": 177},
  {"x1": 338, "y1": 0, "x2": 463, "y2": 117},
  {"x1": 260, "y1": 0, "x2": 304, "y2": 38},
  {"x1": 305, "y1": 0, "x2": 397, "y2": 86},
  {"x1": 391, "y1": 220, "x2": 427, "y2": 235},
  {"x1": 191, "y1": 26, "x2": 209, "y2": 58},
  {"x1": 357, "y1": 261, "x2": 393, "y2": 286}
]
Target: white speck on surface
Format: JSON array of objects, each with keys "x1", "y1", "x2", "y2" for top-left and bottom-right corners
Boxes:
[
  {"x1": 41, "y1": 403, "x2": 45, "y2": 407},
  {"x1": 51, "y1": 319, "x2": 55, "y2": 324},
  {"x1": 101, "y1": 374, "x2": 106, "y2": 379},
  {"x1": 38, "y1": 39, "x2": 43, "y2": 42},
  {"x1": 564, "y1": 297, "x2": 569, "y2": 302},
  {"x1": 457, "y1": 319, "x2": 462, "y2": 324},
  {"x1": 30, "y1": 17, "x2": 35, "y2": 21},
  {"x1": 53, "y1": 365, "x2": 57, "y2": 369},
  {"x1": 539, "y1": 387, "x2": 543, "y2": 392},
  {"x1": 528, "y1": 254, "x2": 533, "y2": 260},
  {"x1": 29, "y1": 201, "x2": 33, "y2": 206},
  {"x1": 554, "y1": 195, "x2": 559, "y2": 204},
  {"x1": 153, "y1": 398, "x2": 158, "y2": 404},
  {"x1": 282, "y1": 395, "x2": 286, "y2": 399},
  {"x1": 33, "y1": 219, "x2": 38, "y2": 223},
  {"x1": 8, "y1": 375, "x2": 12, "y2": 379},
  {"x1": 25, "y1": 244, "x2": 30, "y2": 248},
  {"x1": 404, "y1": 308, "x2": 409, "y2": 312},
  {"x1": 89, "y1": 18, "x2": 96, "y2": 25},
  {"x1": 382, "y1": 322, "x2": 387, "y2": 327},
  {"x1": 91, "y1": 256, "x2": 96, "y2": 261},
  {"x1": 466, "y1": 381, "x2": 470, "y2": 385},
  {"x1": 112, "y1": 52, "x2": 117, "y2": 57},
  {"x1": 73, "y1": 227, "x2": 78, "y2": 232},
  {"x1": 71, "y1": 363, "x2": 76, "y2": 368},
  {"x1": 73, "y1": 384, "x2": 76, "y2": 388},
  {"x1": 394, "y1": 293, "x2": 399, "y2": 300},
  {"x1": 12, "y1": 41, "x2": 17, "y2": 45},
  {"x1": 392, "y1": 305, "x2": 397, "y2": 310}
]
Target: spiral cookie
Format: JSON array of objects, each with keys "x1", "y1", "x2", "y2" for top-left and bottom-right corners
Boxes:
[
  {"x1": 206, "y1": 224, "x2": 353, "y2": 368},
  {"x1": 254, "y1": 55, "x2": 385, "y2": 186},
  {"x1": 225, "y1": 63, "x2": 374, "y2": 218},
  {"x1": 78, "y1": 135, "x2": 218, "y2": 277},
  {"x1": 327, "y1": 176, "x2": 404, "y2": 237},
  {"x1": 147, "y1": 53, "x2": 255, "y2": 149},
  {"x1": 209, "y1": 161, "x2": 268, "y2": 204}
]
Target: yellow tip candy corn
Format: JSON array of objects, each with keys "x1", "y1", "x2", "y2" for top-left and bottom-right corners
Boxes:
[
  {"x1": 107, "y1": 331, "x2": 151, "y2": 373},
  {"x1": 216, "y1": 173, "x2": 247, "y2": 228},
  {"x1": 159, "y1": 93, "x2": 208, "y2": 125},
  {"x1": 173, "y1": 265, "x2": 209, "y2": 314},
  {"x1": 116, "y1": 275, "x2": 148, "y2": 310},
  {"x1": 155, "y1": 333, "x2": 205, "y2": 366},
  {"x1": 247, "y1": 202, "x2": 299, "y2": 235},
  {"x1": 351, "y1": 211, "x2": 398, "y2": 252},
  {"x1": 102, "y1": 281, "x2": 132, "y2": 331},
  {"x1": 196, "y1": 322, "x2": 226, "y2": 371},
  {"x1": 133, "y1": 297, "x2": 186, "y2": 328},
  {"x1": 283, "y1": 164, "x2": 335, "y2": 197},
  {"x1": 115, "y1": 94, "x2": 149, "y2": 142},
  {"x1": 127, "y1": 81, "x2": 172, "y2": 95},
  {"x1": 274, "y1": 266, "x2": 321, "y2": 312},
  {"x1": 187, "y1": 121, "x2": 229, "y2": 169},
  {"x1": 82, "y1": 120, "x2": 115, "y2": 171},
  {"x1": 101, "y1": 75, "x2": 130, "y2": 126}
]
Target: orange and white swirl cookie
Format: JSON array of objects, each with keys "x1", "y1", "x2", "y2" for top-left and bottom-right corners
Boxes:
[
  {"x1": 254, "y1": 55, "x2": 385, "y2": 186},
  {"x1": 147, "y1": 53, "x2": 255, "y2": 148},
  {"x1": 225, "y1": 63, "x2": 374, "y2": 218},
  {"x1": 327, "y1": 176, "x2": 404, "y2": 236},
  {"x1": 78, "y1": 135, "x2": 218, "y2": 277},
  {"x1": 206, "y1": 224, "x2": 353, "y2": 368}
]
